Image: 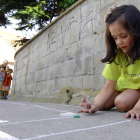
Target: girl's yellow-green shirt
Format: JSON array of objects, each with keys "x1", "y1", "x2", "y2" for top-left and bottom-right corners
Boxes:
[{"x1": 102, "y1": 49, "x2": 140, "y2": 91}]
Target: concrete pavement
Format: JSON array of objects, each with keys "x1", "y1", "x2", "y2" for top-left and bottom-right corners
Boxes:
[{"x1": 0, "y1": 100, "x2": 139, "y2": 140}]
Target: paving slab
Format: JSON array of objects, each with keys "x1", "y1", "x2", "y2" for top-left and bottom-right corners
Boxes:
[{"x1": 0, "y1": 100, "x2": 139, "y2": 140}]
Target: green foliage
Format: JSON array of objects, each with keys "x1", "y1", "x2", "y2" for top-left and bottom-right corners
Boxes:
[
  {"x1": 0, "y1": 0, "x2": 78, "y2": 31},
  {"x1": 59, "y1": 0, "x2": 78, "y2": 11},
  {"x1": 12, "y1": 1, "x2": 50, "y2": 30}
]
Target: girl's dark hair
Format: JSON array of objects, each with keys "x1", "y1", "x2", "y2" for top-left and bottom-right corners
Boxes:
[{"x1": 101, "y1": 5, "x2": 140, "y2": 65}]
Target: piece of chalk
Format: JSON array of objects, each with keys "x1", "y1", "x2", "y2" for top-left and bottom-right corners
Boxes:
[{"x1": 74, "y1": 115, "x2": 80, "y2": 118}]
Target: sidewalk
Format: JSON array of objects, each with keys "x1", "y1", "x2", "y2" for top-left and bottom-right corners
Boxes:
[{"x1": 0, "y1": 100, "x2": 139, "y2": 140}]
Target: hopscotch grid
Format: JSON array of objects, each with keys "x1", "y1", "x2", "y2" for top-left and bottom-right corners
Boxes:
[
  {"x1": 0, "y1": 101, "x2": 133, "y2": 140},
  {"x1": 22, "y1": 120, "x2": 132, "y2": 140}
]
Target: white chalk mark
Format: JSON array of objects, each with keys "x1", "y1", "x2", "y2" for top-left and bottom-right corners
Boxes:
[
  {"x1": 31, "y1": 105, "x2": 68, "y2": 112},
  {"x1": 23, "y1": 120, "x2": 132, "y2": 140},
  {"x1": 0, "y1": 120, "x2": 9, "y2": 123},
  {"x1": 0, "y1": 117, "x2": 72, "y2": 126},
  {"x1": 0, "y1": 102, "x2": 26, "y2": 106},
  {"x1": 60, "y1": 112, "x2": 77, "y2": 116},
  {"x1": 0, "y1": 131, "x2": 19, "y2": 140}
]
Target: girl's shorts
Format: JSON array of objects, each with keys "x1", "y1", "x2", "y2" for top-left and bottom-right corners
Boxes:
[{"x1": 5, "y1": 86, "x2": 9, "y2": 90}]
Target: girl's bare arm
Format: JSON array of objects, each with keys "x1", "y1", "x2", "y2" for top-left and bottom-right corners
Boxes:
[
  {"x1": 79, "y1": 79, "x2": 117, "y2": 113},
  {"x1": 92, "y1": 79, "x2": 117, "y2": 111}
]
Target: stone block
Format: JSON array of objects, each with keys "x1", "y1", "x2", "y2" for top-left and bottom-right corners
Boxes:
[
  {"x1": 15, "y1": 86, "x2": 22, "y2": 95},
  {"x1": 94, "y1": 52, "x2": 106, "y2": 73},
  {"x1": 44, "y1": 55, "x2": 51, "y2": 67},
  {"x1": 45, "y1": 66, "x2": 51, "y2": 80},
  {"x1": 83, "y1": 75, "x2": 95, "y2": 90},
  {"x1": 81, "y1": 4, "x2": 93, "y2": 21},
  {"x1": 50, "y1": 64, "x2": 61, "y2": 79},
  {"x1": 67, "y1": 76, "x2": 82, "y2": 89},
  {"x1": 55, "y1": 47, "x2": 66, "y2": 64},
  {"x1": 70, "y1": 7, "x2": 81, "y2": 26},
  {"x1": 30, "y1": 39, "x2": 36, "y2": 53},
  {"x1": 37, "y1": 69, "x2": 46, "y2": 82},
  {"x1": 80, "y1": 18, "x2": 93, "y2": 40},
  {"x1": 81, "y1": 35, "x2": 94, "y2": 56},
  {"x1": 47, "y1": 80, "x2": 55, "y2": 93},
  {"x1": 100, "y1": 0, "x2": 116, "y2": 9},
  {"x1": 42, "y1": 81, "x2": 48, "y2": 93},
  {"x1": 82, "y1": 55, "x2": 94, "y2": 75},
  {"x1": 38, "y1": 57, "x2": 46, "y2": 70},
  {"x1": 34, "y1": 33, "x2": 44, "y2": 49},
  {"x1": 70, "y1": 24, "x2": 80, "y2": 43},
  {"x1": 21, "y1": 46, "x2": 29, "y2": 58},
  {"x1": 92, "y1": 34, "x2": 106, "y2": 54},
  {"x1": 92, "y1": 12, "x2": 101, "y2": 33},
  {"x1": 94, "y1": 73, "x2": 106, "y2": 90},
  {"x1": 41, "y1": 30, "x2": 49, "y2": 44},
  {"x1": 54, "y1": 16, "x2": 65, "y2": 36},
  {"x1": 27, "y1": 72, "x2": 35, "y2": 84},
  {"x1": 73, "y1": 58, "x2": 82, "y2": 75},
  {"x1": 17, "y1": 51, "x2": 22, "y2": 60},
  {"x1": 49, "y1": 52, "x2": 56, "y2": 66},
  {"x1": 27, "y1": 83, "x2": 36, "y2": 95},
  {"x1": 48, "y1": 25, "x2": 55, "y2": 42},
  {"x1": 66, "y1": 42, "x2": 81, "y2": 60},
  {"x1": 35, "y1": 81, "x2": 44, "y2": 95},
  {"x1": 16, "y1": 78, "x2": 21, "y2": 87},
  {"x1": 50, "y1": 40, "x2": 57, "y2": 53},
  {"x1": 54, "y1": 34, "x2": 63, "y2": 50},
  {"x1": 21, "y1": 76, "x2": 26, "y2": 85},
  {"x1": 40, "y1": 44, "x2": 47, "y2": 58},
  {"x1": 34, "y1": 71, "x2": 39, "y2": 82},
  {"x1": 16, "y1": 70, "x2": 21, "y2": 79},
  {"x1": 16, "y1": 59, "x2": 23, "y2": 70},
  {"x1": 62, "y1": 29, "x2": 71, "y2": 46},
  {"x1": 54, "y1": 78, "x2": 66, "y2": 93},
  {"x1": 21, "y1": 66, "x2": 28, "y2": 76},
  {"x1": 60, "y1": 61, "x2": 67, "y2": 78},
  {"x1": 29, "y1": 52, "x2": 34, "y2": 63},
  {"x1": 33, "y1": 60, "x2": 39, "y2": 71},
  {"x1": 65, "y1": 59, "x2": 74, "y2": 77},
  {"x1": 21, "y1": 85, "x2": 28, "y2": 95},
  {"x1": 60, "y1": 59, "x2": 75, "y2": 78}
]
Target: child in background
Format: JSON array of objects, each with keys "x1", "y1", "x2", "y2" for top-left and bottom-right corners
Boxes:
[
  {"x1": 78, "y1": 5, "x2": 140, "y2": 121},
  {"x1": 0, "y1": 68, "x2": 5, "y2": 95},
  {"x1": 4, "y1": 69, "x2": 13, "y2": 99}
]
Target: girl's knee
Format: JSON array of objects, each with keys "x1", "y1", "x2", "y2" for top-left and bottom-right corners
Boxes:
[{"x1": 114, "y1": 96, "x2": 132, "y2": 112}]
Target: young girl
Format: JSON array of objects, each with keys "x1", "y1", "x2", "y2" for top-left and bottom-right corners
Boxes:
[
  {"x1": 0, "y1": 68, "x2": 5, "y2": 95},
  {"x1": 4, "y1": 69, "x2": 13, "y2": 99},
  {"x1": 78, "y1": 5, "x2": 140, "y2": 121}
]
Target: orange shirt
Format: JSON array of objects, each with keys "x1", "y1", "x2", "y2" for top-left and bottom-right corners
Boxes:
[{"x1": 4, "y1": 73, "x2": 12, "y2": 86}]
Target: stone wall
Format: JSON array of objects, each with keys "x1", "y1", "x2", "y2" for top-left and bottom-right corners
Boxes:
[{"x1": 11, "y1": 0, "x2": 140, "y2": 104}]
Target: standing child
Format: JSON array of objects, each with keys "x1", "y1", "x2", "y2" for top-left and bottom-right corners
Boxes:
[
  {"x1": 78, "y1": 5, "x2": 140, "y2": 121},
  {"x1": 4, "y1": 69, "x2": 13, "y2": 99},
  {"x1": 0, "y1": 68, "x2": 5, "y2": 95}
]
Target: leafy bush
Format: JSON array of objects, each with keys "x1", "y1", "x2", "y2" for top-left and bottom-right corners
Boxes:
[{"x1": 60, "y1": 0, "x2": 78, "y2": 11}]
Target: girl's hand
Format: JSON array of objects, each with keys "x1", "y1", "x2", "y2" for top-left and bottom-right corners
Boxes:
[
  {"x1": 125, "y1": 108, "x2": 140, "y2": 121},
  {"x1": 78, "y1": 98, "x2": 97, "y2": 113}
]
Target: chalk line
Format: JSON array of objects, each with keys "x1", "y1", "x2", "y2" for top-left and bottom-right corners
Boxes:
[
  {"x1": 31, "y1": 104, "x2": 68, "y2": 112},
  {"x1": 0, "y1": 131, "x2": 19, "y2": 140},
  {"x1": 0, "y1": 101, "x2": 69, "y2": 113},
  {"x1": 0, "y1": 117, "x2": 72, "y2": 126},
  {"x1": 23, "y1": 120, "x2": 132, "y2": 140}
]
